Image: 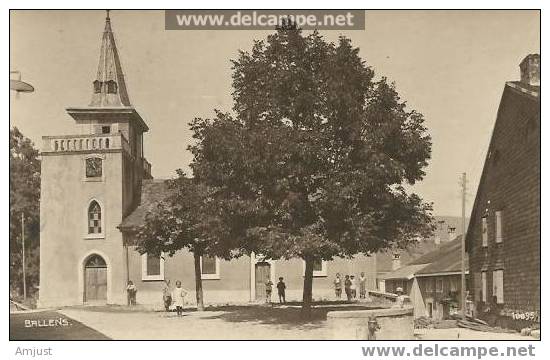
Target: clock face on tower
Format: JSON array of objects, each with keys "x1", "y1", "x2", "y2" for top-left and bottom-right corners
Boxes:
[{"x1": 86, "y1": 157, "x2": 103, "y2": 178}]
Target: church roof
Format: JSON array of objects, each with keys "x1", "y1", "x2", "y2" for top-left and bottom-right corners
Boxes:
[
  {"x1": 119, "y1": 179, "x2": 172, "y2": 232},
  {"x1": 89, "y1": 11, "x2": 131, "y2": 107},
  {"x1": 66, "y1": 12, "x2": 149, "y2": 132}
]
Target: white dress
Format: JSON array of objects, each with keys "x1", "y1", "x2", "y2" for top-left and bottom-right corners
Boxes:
[{"x1": 172, "y1": 287, "x2": 186, "y2": 307}]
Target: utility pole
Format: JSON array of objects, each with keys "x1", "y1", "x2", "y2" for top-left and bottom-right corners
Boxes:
[
  {"x1": 21, "y1": 212, "x2": 27, "y2": 301},
  {"x1": 460, "y1": 173, "x2": 467, "y2": 320}
]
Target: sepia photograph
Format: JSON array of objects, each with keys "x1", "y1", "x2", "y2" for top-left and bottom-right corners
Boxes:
[{"x1": 8, "y1": 8, "x2": 540, "y2": 346}]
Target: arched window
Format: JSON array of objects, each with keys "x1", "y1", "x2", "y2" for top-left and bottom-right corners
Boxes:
[
  {"x1": 93, "y1": 80, "x2": 101, "y2": 94},
  {"x1": 88, "y1": 201, "x2": 102, "y2": 234},
  {"x1": 85, "y1": 254, "x2": 106, "y2": 268},
  {"x1": 106, "y1": 80, "x2": 118, "y2": 94}
]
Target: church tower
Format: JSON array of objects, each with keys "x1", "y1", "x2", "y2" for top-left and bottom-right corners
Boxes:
[{"x1": 39, "y1": 12, "x2": 151, "y2": 307}]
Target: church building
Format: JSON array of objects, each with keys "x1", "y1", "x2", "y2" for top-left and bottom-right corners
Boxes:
[{"x1": 38, "y1": 14, "x2": 378, "y2": 308}]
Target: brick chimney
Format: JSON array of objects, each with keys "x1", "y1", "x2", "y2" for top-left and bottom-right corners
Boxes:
[
  {"x1": 392, "y1": 253, "x2": 401, "y2": 270},
  {"x1": 520, "y1": 54, "x2": 540, "y2": 86}
]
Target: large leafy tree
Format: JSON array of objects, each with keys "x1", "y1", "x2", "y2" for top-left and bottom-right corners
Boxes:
[
  {"x1": 190, "y1": 27, "x2": 434, "y2": 316},
  {"x1": 10, "y1": 127, "x2": 41, "y2": 298},
  {"x1": 135, "y1": 170, "x2": 236, "y2": 311}
]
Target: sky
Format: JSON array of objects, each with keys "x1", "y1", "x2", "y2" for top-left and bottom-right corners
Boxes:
[{"x1": 9, "y1": 10, "x2": 540, "y2": 216}]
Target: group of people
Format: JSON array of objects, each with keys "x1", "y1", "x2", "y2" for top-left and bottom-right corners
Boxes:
[
  {"x1": 333, "y1": 272, "x2": 369, "y2": 301},
  {"x1": 162, "y1": 280, "x2": 189, "y2": 316},
  {"x1": 126, "y1": 279, "x2": 189, "y2": 316},
  {"x1": 265, "y1": 277, "x2": 286, "y2": 304},
  {"x1": 126, "y1": 272, "x2": 369, "y2": 310}
]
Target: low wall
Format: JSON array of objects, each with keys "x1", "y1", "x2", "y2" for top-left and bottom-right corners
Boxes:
[{"x1": 327, "y1": 307, "x2": 414, "y2": 340}]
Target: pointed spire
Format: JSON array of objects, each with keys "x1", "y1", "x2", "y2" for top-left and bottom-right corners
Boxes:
[{"x1": 90, "y1": 11, "x2": 131, "y2": 107}]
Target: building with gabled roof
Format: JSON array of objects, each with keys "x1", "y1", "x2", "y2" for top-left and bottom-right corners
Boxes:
[
  {"x1": 38, "y1": 14, "x2": 380, "y2": 307},
  {"x1": 376, "y1": 216, "x2": 466, "y2": 292},
  {"x1": 39, "y1": 12, "x2": 152, "y2": 307},
  {"x1": 465, "y1": 54, "x2": 540, "y2": 327},
  {"x1": 382, "y1": 236, "x2": 469, "y2": 319}
]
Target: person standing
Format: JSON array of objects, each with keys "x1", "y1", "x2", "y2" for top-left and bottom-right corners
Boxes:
[
  {"x1": 276, "y1": 277, "x2": 286, "y2": 304},
  {"x1": 395, "y1": 287, "x2": 406, "y2": 308},
  {"x1": 359, "y1": 272, "x2": 367, "y2": 299},
  {"x1": 126, "y1": 280, "x2": 137, "y2": 306},
  {"x1": 265, "y1": 279, "x2": 274, "y2": 304},
  {"x1": 334, "y1": 273, "x2": 342, "y2": 299},
  {"x1": 350, "y1": 275, "x2": 357, "y2": 299},
  {"x1": 162, "y1": 280, "x2": 172, "y2": 312},
  {"x1": 344, "y1": 275, "x2": 352, "y2": 301},
  {"x1": 172, "y1": 280, "x2": 188, "y2": 316}
]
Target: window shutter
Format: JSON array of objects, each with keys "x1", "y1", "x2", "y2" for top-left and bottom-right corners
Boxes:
[
  {"x1": 493, "y1": 270, "x2": 504, "y2": 304},
  {"x1": 482, "y1": 217, "x2": 488, "y2": 247},
  {"x1": 474, "y1": 273, "x2": 481, "y2": 302},
  {"x1": 495, "y1": 211, "x2": 503, "y2": 243},
  {"x1": 481, "y1": 272, "x2": 487, "y2": 302}
]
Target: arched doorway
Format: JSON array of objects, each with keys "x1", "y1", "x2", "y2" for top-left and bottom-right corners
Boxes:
[
  {"x1": 84, "y1": 254, "x2": 107, "y2": 303},
  {"x1": 255, "y1": 261, "x2": 271, "y2": 301}
]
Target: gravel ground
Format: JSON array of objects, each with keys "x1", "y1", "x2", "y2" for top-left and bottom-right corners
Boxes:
[
  {"x1": 56, "y1": 304, "x2": 529, "y2": 340},
  {"x1": 60, "y1": 306, "x2": 329, "y2": 340},
  {"x1": 415, "y1": 328, "x2": 528, "y2": 340}
]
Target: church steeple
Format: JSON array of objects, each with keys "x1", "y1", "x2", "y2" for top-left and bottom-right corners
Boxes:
[{"x1": 90, "y1": 11, "x2": 131, "y2": 107}]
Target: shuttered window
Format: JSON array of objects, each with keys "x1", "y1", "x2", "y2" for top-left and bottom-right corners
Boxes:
[
  {"x1": 482, "y1": 217, "x2": 488, "y2": 247},
  {"x1": 436, "y1": 278, "x2": 443, "y2": 293},
  {"x1": 481, "y1": 271, "x2": 487, "y2": 302},
  {"x1": 493, "y1": 270, "x2": 504, "y2": 304},
  {"x1": 495, "y1": 211, "x2": 503, "y2": 243}
]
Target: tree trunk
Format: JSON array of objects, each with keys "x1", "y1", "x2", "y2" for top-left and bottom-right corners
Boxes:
[
  {"x1": 301, "y1": 256, "x2": 314, "y2": 319},
  {"x1": 193, "y1": 252, "x2": 205, "y2": 311}
]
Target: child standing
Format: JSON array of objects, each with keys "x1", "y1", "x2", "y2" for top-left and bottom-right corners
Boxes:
[
  {"x1": 359, "y1": 272, "x2": 367, "y2": 299},
  {"x1": 162, "y1": 280, "x2": 172, "y2": 312},
  {"x1": 265, "y1": 279, "x2": 274, "y2": 304},
  {"x1": 350, "y1": 275, "x2": 357, "y2": 299},
  {"x1": 334, "y1": 273, "x2": 342, "y2": 299},
  {"x1": 126, "y1": 280, "x2": 137, "y2": 306},
  {"x1": 344, "y1": 275, "x2": 352, "y2": 301},
  {"x1": 276, "y1": 277, "x2": 286, "y2": 304},
  {"x1": 394, "y1": 287, "x2": 406, "y2": 308},
  {"x1": 172, "y1": 280, "x2": 188, "y2": 316}
]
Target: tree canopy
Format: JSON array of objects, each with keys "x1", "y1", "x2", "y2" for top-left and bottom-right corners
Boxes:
[
  {"x1": 190, "y1": 28, "x2": 434, "y2": 265},
  {"x1": 135, "y1": 170, "x2": 238, "y2": 310},
  {"x1": 10, "y1": 127, "x2": 41, "y2": 298},
  {"x1": 136, "y1": 170, "x2": 236, "y2": 260}
]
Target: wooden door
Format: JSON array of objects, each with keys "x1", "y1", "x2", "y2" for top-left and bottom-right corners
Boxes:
[
  {"x1": 84, "y1": 255, "x2": 107, "y2": 303},
  {"x1": 85, "y1": 267, "x2": 107, "y2": 302},
  {"x1": 255, "y1": 262, "x2": 271, "y2": 301}
]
